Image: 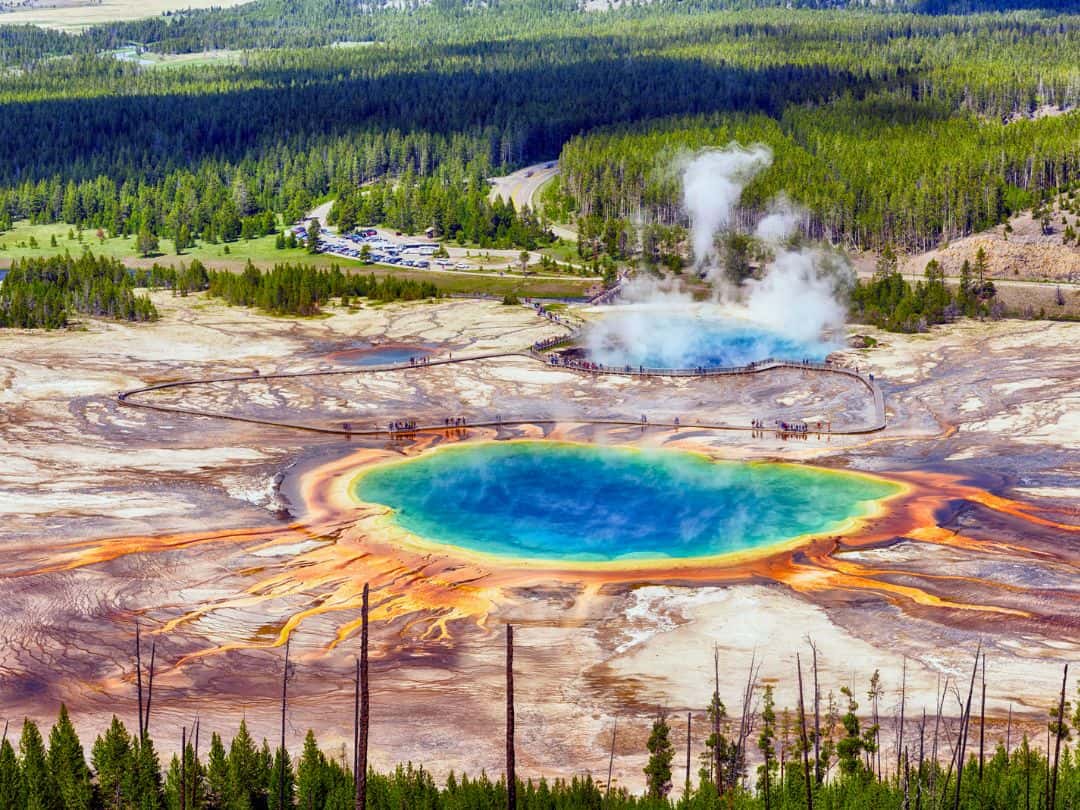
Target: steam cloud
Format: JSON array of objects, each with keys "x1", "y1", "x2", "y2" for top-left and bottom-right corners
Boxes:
[
  {"x1": 682, "y1": 145, "x2": 772, "y2": 272},
  {"x1": 586, "y1": 144, "x2": 854, "y2": 369}
]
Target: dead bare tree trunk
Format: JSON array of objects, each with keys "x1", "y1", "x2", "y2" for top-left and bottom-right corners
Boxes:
[
  {"x1": 685, "y1": 712, "x2": 692, "y2": 796},
  {"x1": 143, "y1": 639, "x2": 156, "y2": 741},
  {"x1": 1050, "y1": 663, "x2": 1068, "y2": 810},
  {"x1": 605, "y1": 718, "x2": 617, "y2": 799},
  {"x1": 1006, "y1": 704, "x2": 1012, "y2": 754},
  {"x1": 280, "y1": 638, "x2": 290, "y2": 810},
  {"x1": 929, "y1": 675, "x2": 946, "y2": 798},
  {"x1": 713, "y1": 646, "x2": 723, "y2": 795},
  {"x1": 732, "y1": 653, "x2": 760, "y2": 791},
  {"x1": 135, "y1": 621, "x2": 144, "y2": 743},
  {"x1": 897, "y1": 658, "x2": 907, "y2": 782},
  {"x1": 1045, "y1": 724, "x2": 1051, "y2": 810},
  {"x1": 1024, "y1": 735, "x2": 1031, "y2": 810},
  {"x1": 810, "y1": 638, "x2": 822, "y2": 785},
  {"x1": 916, "y1": 710, "x2": 925, "y2": 810},
  {"x1": 796, "y1": 654, "x2": 814, "y2": 810},
  {"x1": 180, "y1": 726, "x2": 187, "y2": 810},
  {"x1": 901, "y1": 747, "x2": 909, "y2": 810},
  {"x1": 353, "y1": 658, "x2": 360, "y2": 795},
  {"x1": 977, "y1": 653, "x2": 986, "y2": 781},
  {"x1": 356, "y1": 583, "x2": 370, "y2": 810},
  {"x1": 192, "y1": 718, "x2": 200, "y2": 810},
  {"x1": 506, "y1": 623, "x2": 516, "y2": 810},
  {"x1": 952, "y1": 644, "x2": 981, "y2": 810}
]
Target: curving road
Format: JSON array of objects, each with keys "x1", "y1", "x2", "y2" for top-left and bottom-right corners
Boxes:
[{"x1": 488, "y1": 163, "x2": 577, "y2": 242}]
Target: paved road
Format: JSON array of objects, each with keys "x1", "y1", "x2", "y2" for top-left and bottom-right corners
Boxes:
[
  {"x1": 305, "y1": 200, "x2": 336, "y2": 230},
  {"x1": 488, "y1": 162, "x2": 577, "y2": 242},
  {"x1": 488, "y1": 162, "x2": 558, "y2": 209}
]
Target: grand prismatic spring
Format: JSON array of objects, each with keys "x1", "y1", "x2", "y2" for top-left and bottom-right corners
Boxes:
[{"x1": 354, "y1": 442, "x2": 901, "y2": 563}]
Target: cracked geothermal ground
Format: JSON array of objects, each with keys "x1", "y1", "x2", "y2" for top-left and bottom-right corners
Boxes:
[{"x1": 0, "y1": 292, "x2": 1078, "y2": 791}]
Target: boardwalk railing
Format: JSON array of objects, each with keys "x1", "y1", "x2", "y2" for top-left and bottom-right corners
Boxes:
[{"x1": 117, "y1": 302, "x2": 886, "y2": 436}]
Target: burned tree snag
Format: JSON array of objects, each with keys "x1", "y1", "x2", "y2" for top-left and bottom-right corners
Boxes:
[
  {"x1": 606, "y1": 718, "x2": 617, "y2": 799},
  {"x1": 136, "y1": 621, "x2": 144, "y2": 743},
  {"x1": 143, "y1": 639, "x2": 156, "y2": 741},
  {"x1": 1051, "y1": 663, "x2": 1068, "y2": 810},
  {"x1": 796, "y1": 654, "x2": 814, "y2": 810},
  {"x1": 506, "y1": 623, "x2": 516, "y2": 810},
  {"x1": 356, "y1": 583, "x2": 370, "y2": 810}
]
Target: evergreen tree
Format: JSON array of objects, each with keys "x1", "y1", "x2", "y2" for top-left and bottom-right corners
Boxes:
[
  {"x1": 47, "y1": 705, "x2": 93, "y2": 810},
  {"x1": 268, "y1": 747, "x2": 295, "y2": 810},
  {"x1": 226, "y1": 720, "x2": 265, "y2": 809},
  {"x1": 176, "y1": 224, "x2": 192, "y2": 254},
  {"x1": 0, "y1": 738, "x2": 20, "y2": 810},
  {"x1": 92, "y1": 716, "x2": 134, "y2": 810},
  {"x1": 137, "y1": 227, "x2": 160, "y2": 258},
  {"x1": 973, "y1": 246, "x2": 990, "y2": 290},
  {"x1": 205, "y1": 733, "x2": 230, "y2": 810},
  {"x1": 874, "y1": 244, "x2": 898, "y2": 279},
  {"x1": 19, "y1": 719, "x2": 58, "y2": 810},
  {"x1": 757, "y1": 685, "x2": 777, "y2": 809},
  {"x1": 836, "y1": 687, "x2": 869, "y2": 779},
  {"x1": 131, "y1": 737, "x2": 165, "y2": 810},
  {"x1": 295, "y1": 731, "x2": 327, "y2": 810},
  {"x1": 643, "y1": 713, "x2": 674, "y2": 800}
]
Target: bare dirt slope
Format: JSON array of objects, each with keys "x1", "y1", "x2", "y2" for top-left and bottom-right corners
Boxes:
[{"x1": 881, "y1": 203, "x2": 1080, "y2": 285}]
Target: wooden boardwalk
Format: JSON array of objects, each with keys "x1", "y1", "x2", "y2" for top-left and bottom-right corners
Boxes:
[{"x1": 117, "y1": 345, "x2": 887, "y2": 438}]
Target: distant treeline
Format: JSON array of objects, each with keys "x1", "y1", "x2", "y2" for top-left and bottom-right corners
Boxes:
[
  {"x1": 0, "y1": 254, "x2": 157, "y2": 329},
  {"x1": 0, "y1": 255, "x2": 441, "y2": 329},
  {"x1": 139, "y1": 259, "x2": 441, "y2": 315},
  {"x1": 4, "y1": 0, "x2": 1079, "y2": 61},
  {"x1": 0, "y1": 133, "x2": 502, "y2": 247},
  {"x1": 555, "y1": 101, "x2": 1080, "y2": 257},
  {"x1": 200, "y1": 262, "x2": 441, "y2": 315}
]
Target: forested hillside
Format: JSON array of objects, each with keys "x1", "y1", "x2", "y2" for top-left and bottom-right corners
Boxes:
[
  {"x1": 0, "y1": 7, "x2": 1077, "y2": 259},
  {"x1": 0, "y1": 0, "x2": 1077, "y2": 308}
]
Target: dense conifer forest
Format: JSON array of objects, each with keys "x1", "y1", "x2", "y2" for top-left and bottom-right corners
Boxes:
[
  {"x1": 0, "y1": 255, "x2": 158, "y2": 328},
  {"x1": 0, "y1": 3, "x2": 1078, "y2": 263},
  {"x1": 0, "y1": 254, "x2": 442, "y2": 327},
  {"x1": 202, "y1": 262, "x2": 442, "y2": 314},
  {"x1": 5, "y1": 663, "x2": 1080, "y2": 810},
  {"x1": 0, "y1": 0, "x2": 1078, "y2": 333}
]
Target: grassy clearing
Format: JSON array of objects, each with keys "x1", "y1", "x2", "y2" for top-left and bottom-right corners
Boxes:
[
  {"x1": 0, "y1": 221, "x2": 313, "y2": 266},
  {"x1": 538, "y1": 239, "x2": 581, "y2": 264},
  {"x1": 0, "y1": 0, "x2": 250, "y2": 31},
  {"x1": 0, "y1": 221, "x2": 594, "y2": 299},
  {"x1": 110, "y1": 48, "x2": 245, "y2": 69}
]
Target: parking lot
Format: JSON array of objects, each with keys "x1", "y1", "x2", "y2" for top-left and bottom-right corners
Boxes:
[{"x1": 290, "y1": 224, "x2": 453, "y2": 271}]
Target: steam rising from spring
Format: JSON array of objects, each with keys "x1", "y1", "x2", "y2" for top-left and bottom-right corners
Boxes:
[
  {"x1": 587, "y1": 144, "x2": 854, "y2": 369},
  {"x1": 682, "y1": 144, "x2": 772, "y2": 272}
]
